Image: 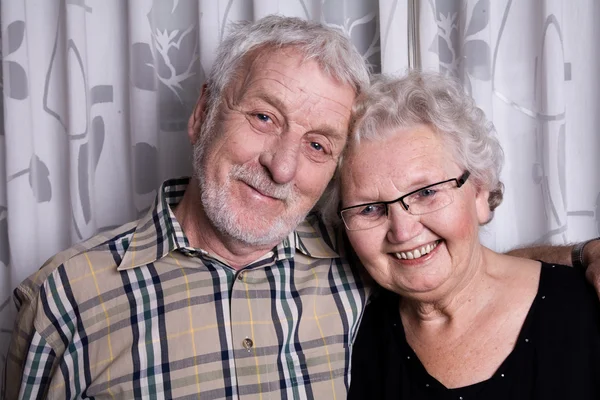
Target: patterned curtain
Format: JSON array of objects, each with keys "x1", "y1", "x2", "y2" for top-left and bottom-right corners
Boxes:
[
  {"x1": 408, "y1": 0, "x2": 600, "y2": 251},
  {"x1": 1, "y1": 0, "x2": 599, "y2": 382}
]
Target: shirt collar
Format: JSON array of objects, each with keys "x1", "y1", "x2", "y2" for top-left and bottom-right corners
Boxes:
[
  {"x1": 118, "y1": 178, "x2": 195, "y2": 271},
  {"x1": 118, "y1": 179, "x2": 340, "y2": 271},
  {"x1": 292, "y1": 213, "x2": 340, "y2": 259}
]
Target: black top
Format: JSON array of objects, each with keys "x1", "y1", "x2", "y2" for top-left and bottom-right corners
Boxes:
[{"x1": 348, "y1": 263, "x2": 600, "y2": 399}]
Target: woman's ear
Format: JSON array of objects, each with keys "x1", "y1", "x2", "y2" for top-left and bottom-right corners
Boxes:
[
  {"x1": 187, "y1": 83, "x2": 209, "y2": 145},
  {"x1": 475, "y1": 188, "x2": 491, "y2": 225}
]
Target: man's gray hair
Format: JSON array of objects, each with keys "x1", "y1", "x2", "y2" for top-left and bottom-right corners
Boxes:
[
  {"x1": 319, "y1": 71, "x2": 505, "y2": 226},
  {"x1": 205, "y1": 15, "x2": 370, "y2": 112}
]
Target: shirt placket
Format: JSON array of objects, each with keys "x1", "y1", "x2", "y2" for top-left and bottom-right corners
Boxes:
[{"x1": 230, "y1": 265, "x2": 279, "y2": 399}]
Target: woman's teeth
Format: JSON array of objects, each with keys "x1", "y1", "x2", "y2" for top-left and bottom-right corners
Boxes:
[{"x1": 395, "y1": 241, "x2": 439, "y2": 260}]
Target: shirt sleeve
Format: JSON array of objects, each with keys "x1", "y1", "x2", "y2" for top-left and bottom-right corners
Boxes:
[
  {"x1": 16, "y1": 332, "x2": 57, "y2": 400},
  {"x1": 4, "y1": 283, "x2": 61, "y2": 400}
]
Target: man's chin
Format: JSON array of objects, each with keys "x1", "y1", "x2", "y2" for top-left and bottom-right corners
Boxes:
[
  {"x1": 216, "y1": 212, "x2": 306, "y2": 247},
  {"x1": 219, "y1": 223, "x2": 288, "y2": 247},
  {"x1": 200, "y1": 185, "x2": 309, "y2": 247}
]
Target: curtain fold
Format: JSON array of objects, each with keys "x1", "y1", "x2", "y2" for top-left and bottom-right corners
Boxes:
[
  {"x1": 1, "y1": 0, "x2": 599, "y2": 385},
  {"x1": 418, "y1": 0, "x2": 600, "y2": 251}
]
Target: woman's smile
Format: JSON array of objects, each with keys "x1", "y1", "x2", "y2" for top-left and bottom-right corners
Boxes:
[{"x1": 392, "y1": 239, "x2": 441, "y2": 261}]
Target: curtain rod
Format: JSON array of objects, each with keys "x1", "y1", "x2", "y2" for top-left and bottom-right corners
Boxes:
[{"x1": 407, "y1": 0, "x2": 421, "y2": 70}]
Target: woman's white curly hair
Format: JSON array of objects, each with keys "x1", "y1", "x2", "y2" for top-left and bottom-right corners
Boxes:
[{"x1": 318, "y1": 71, "x2": 505, "y2": 226}]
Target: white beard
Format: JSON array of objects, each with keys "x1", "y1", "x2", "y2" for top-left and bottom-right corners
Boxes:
[{"x1": 193, "y1": 133, "x2": 309, "y2": 247}]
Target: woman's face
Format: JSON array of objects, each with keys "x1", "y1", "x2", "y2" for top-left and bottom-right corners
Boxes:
[{"x1": 341, "y1": 124, "x2": 490, "y2": 299}]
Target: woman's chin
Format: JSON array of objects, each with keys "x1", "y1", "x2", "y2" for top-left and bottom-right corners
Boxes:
[{"x1": 375, "y1": 271, "x2": 450, "y2": 299}]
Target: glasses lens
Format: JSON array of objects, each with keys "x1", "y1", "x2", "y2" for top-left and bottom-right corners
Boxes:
[
  {"x1": 404, "y1": 181, "x2": 455, "y2": 215},
  {"x1": 341, "y1": 203, "x2": 387, "y2": 230}
]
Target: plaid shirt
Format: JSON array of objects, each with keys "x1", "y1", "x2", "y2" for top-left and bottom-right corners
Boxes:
[{"x1": 5, "y1": 178, "x2": 368, "y2": 400}]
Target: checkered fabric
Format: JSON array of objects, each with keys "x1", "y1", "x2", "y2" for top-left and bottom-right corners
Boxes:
[{"x1": 5, "y1": 178, "x2": 368, "y2": 399}]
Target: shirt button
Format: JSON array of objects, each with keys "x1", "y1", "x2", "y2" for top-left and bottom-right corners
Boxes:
[
  {"x1": 242, "y1": 338, "x2": 253, "y2": 350},
  {"x1": 237, "y1": 272, "x2": 246, "y2": 281}
]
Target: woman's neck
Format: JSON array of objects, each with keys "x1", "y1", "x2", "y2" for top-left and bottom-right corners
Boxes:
[
  {"x1": 397, "y1": 251, "x2": 541, "y2": 389},
  {"x1": 400, "y1": 246, "x2": 500, "y2": 327}
]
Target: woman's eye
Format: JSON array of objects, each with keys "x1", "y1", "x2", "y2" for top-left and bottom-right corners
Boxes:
[
  {"x1": 417, "y1": 188, "x2": 436, "y2": 198},
  {"x1": 360, "y1": 205, "x2": 374, "y2": 215},
  {"x1": 359, "y1": 204, "x2": 385, "y2": 216}
]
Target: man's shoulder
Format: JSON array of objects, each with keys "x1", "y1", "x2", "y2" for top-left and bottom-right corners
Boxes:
[{"x1": 16, "y1": 219, "x2": 139, "y2": 304}]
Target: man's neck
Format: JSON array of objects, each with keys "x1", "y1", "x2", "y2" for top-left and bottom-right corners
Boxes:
[{"x1": 173, "y1": 181, "x2": 279, "y2": 269}]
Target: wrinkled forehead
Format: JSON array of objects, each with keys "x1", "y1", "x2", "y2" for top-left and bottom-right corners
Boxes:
[
  {"x1": 237, "y1": 45, "x2": 355, "y2": 96},
  {"x1": 230, "y1": 46, "x2": 356, "y2": 126}
]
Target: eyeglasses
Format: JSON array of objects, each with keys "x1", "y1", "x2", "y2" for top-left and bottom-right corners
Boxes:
[{"x1": 339, "y1": 171, "x2": 471, "y2": 231}]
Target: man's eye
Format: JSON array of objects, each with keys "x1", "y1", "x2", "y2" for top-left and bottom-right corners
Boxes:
[
  {"x1": 254, "y1": 113, "x2": 271, "y2": 123},
  {"x1": 310, "y1": 142, "x2": 324, "y2": 152},
  {"x1": 303, "y1": 137, "x2": 332, "y2": 163}
]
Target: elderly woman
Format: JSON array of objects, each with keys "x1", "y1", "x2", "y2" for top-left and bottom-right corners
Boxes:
[{"x1": 326, "y1": 72, "x2": 600, "y2": 399}]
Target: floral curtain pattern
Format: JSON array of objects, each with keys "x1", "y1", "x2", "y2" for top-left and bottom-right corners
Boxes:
[
  {"x1": 1, "y1": 0, "x2": 599, "y2": 385},
  {"x1": 408, "y1": 0, "x2": 600, "y2": 251}
]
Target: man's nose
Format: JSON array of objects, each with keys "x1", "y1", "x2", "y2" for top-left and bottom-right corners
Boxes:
[
  {"x1": 386, "y1": 204, "x2": 423, "y2": 244},
  {"x1": 258, "y1": 135, "x2": 301, "y2": 184}
]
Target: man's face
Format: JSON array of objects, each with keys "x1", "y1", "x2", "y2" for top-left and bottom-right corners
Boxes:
[{"x1": 194, "y1": 48, "x2": 356, "y2": 246}]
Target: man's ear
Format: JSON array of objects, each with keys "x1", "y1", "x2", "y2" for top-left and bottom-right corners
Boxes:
[{"x1": 188, "y1": 83, "x2": 209, "y2": 145}]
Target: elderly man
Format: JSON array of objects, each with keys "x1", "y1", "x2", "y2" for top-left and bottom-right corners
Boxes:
[
  {"x1": 6, "y1": 15, "x2": 368, "y2": 400},
  {"x1": 5, "y1": 15, "x2": 600, "y2": 400}
]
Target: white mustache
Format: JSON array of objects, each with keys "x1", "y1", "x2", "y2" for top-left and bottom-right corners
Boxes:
[{"x1": 230, "y1": 165, "x2": 294, "y2": 201}]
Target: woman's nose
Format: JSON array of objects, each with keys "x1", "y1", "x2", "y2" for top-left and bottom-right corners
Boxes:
[{"x1": 385, "y1": 204, "x2": 423, "y2": 244}]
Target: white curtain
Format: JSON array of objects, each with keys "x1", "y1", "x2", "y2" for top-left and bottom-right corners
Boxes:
[
  {"x1": 1, "y1": 0, "x2": 598, "y2": 382},
  {"x1": 404, "y1": 0, "x2": 600, "y2": 251}
]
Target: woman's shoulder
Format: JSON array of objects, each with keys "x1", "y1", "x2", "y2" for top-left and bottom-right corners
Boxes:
[
  {"x1": 349, "y1": 287, "x2": 401, "y2": 399},
  {"x1": 528, "y1": 262, "x2": 600, "y2": 395},
  {"x1": 537, "y1": 262, "x2": 595, "y2": 298},
  {"x1": 352, "y1": 287, "x2": 402, "y2": 353},
  {"x1": 494, "y1": 256, "x2": 599, "y2": 333},
  {"x1": 535, "y1": 262, "x2": 599, "y2": 313},
  {"x1": 521, "y1": 262, "x2": 600, "y2": 353},
  {"x1": 361, "y1": 287, "x2": 401, "y2": 328}
]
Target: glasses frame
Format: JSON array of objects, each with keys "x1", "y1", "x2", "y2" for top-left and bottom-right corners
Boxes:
[{"x1": 339, "y1": 171, "x2": 471, "y2": 230}]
